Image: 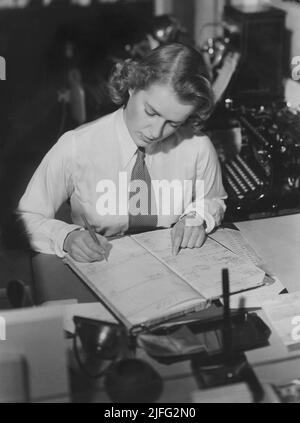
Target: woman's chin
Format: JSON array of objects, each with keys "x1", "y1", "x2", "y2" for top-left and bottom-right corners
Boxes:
[{"x1": 135, "y1": 137, "x2": 154, "y2": 147}]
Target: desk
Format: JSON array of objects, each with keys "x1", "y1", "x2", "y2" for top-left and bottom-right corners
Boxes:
[
  {"x1": 32, "y1": 253, "x2": 98, "y2": 305},
  {"x1": 70, "y1": 345, "x2": 200, "y2": 403},
  {"x1": 236, "y1": 214, "x2": 300, "y2": 293},
  {"x1": 31, "y1": 214, "x2": 300, "y2": 402}
]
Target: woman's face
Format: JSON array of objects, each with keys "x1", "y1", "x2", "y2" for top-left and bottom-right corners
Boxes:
[{"x1": 124, "y1": 83, "x2": 195, "y2": 148}]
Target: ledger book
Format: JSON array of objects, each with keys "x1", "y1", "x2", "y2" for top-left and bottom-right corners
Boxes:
[{"x1": 64, "y1": 228, "x2": 265, "y2": 333}]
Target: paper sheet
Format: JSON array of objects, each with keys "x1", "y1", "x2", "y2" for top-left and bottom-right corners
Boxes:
[
  {"x1": 133, "y1": 229, "x2": 265, "y2": 299},
  {"x1": 65, "y1": 235, "x2": 205, "y2": 327},
  {"x1": 227, "y1": 276, "x2": 285, "y2": 309},
  {"x1": 64, "y1": 228, "x2": 267, "y2": 329},
  {"x1": 191, "y1": 383, "x2": 253, "y2": 403},
  {"x1": 262, "y1": 292, "x2": 300, "y2": 351},
  {"x1": 208, "y1": 228, "x2": 285, "y2": 308},
  {"x1": 209, "y1": 228, "x2": 265, "y2": 267}
]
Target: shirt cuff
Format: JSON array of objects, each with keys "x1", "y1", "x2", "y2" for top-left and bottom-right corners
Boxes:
[
  {"x1": 180, "y1": 207, "x2": 214, "y2": 233},
  {"x1": 54, "y1": 224, "x2": 83, "y2": 258}
]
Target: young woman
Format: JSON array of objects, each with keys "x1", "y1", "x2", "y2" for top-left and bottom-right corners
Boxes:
[{"x1": 18, "y1": 43, "x2": 227, "y2": 262}]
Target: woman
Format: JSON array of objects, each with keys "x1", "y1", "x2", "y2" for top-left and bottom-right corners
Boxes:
[{"x1": 18, "y1": 43, "x2": 227, "y2": 262}]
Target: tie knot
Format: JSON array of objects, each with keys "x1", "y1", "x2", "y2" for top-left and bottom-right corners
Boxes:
[{"x1": 137, "y1": 147, "x2": 145, "y2": 160}]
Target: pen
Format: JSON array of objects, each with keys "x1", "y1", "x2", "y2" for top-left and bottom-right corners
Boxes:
[
  {"x1": 222, "y1": 268, "x2": 233, "y2": 365},
  {"x1": 81, "y1": 214, "x2": 108, "y2": 262}
]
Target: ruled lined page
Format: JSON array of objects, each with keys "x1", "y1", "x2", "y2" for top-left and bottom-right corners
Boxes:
[
  {"x1": 64, "y1": 235, "x2": 205, "y2": 328},
  {"x1": 132, "y1": 229, "x2": 265, "y2": 299}
]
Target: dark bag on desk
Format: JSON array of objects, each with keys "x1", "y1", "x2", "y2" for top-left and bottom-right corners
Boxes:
[{"x1": 137, "y1": 309, "x2": 271, "y2": 364}]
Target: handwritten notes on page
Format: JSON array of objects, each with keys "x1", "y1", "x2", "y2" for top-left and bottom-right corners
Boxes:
[
  {"x1": 64, "y1": 236, "x2": 206, "y2": 328},
  {"x1": 209, "y1": 228, "x2": 264, "y2": 267},
  {"x1": 132, "y1": 229, "x2": 265, "y2": 299},
  {"x1": 208, "y1": 228, "x2": 285, "y2": 308},
  {"x1": 64, "y1": 228, "x2": 267, "y2": 329}
]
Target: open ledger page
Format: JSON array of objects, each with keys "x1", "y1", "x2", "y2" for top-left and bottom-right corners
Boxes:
[
  {"x1": 64, "y1": 236, "x2": 207, "y2": 328},
  {"x1": 209, "y1": 228, "x2": 285, "y2": 308},
  {"x1": 208, "y1": 228, "x2": 265, "y2": 267},
  {"x1": 132, "y1": 229, "x2": 266, "y2": 299}
]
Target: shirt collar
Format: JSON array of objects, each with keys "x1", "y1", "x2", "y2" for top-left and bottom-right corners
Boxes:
[{"x1": 115, "y1": 107, "x2": 138, "y2": 168}]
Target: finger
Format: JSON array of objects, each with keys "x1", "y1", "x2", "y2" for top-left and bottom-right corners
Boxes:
[
  {"x1": 71, "y1": 244, "x2": 99, "y2": 263},
  {"x1": 171, "y1": 224, "x2": 178, "y2": 246},
  {"x1": 180, "y1": 226, "x2": 193, "y2": 248},
  {"x1": 96, "y1": 234, "x2": 111, "y2": 259},
  {"x1": 96, "y1": 233, "x2": 110, "y2": 248},
  {"x1": 78, "y1": 237, "x2": 105, "y2": 261},
  {"x1": 187, "y1": 227, "x2": 201, "y2": 248},
  {"x1": 195, "y1": 228, "x2": 206, "y2": 248},
  {"x1": 84, "y1": 232, "x2": 107, "y2": 256},
  {"x1": 72, "y1": 251, "x2": 93, "y2": 263},
  {"x1": 171, "y1": 226, "x2": 175, "y2": 244},
  {"x1": 170, "y1": 226, "x2": 176, "y2": 252},
  {"x1": 172, "y1": 221, "x2": 185, "y2": 255},
  {"x1": 80, "y1": 243, "x2": 104, "y2": 262},
  {"x1": 105, "y1": 242, "x2": 113, "y2": 258}
]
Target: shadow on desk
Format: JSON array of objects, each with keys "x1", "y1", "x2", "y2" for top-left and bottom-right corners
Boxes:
[{"x1": 32, "y1": 254, "x2": 98, "y2": 305}]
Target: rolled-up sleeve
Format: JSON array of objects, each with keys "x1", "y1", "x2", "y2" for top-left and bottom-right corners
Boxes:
[
  {"x1": 182, "y1": 135, "x2": 227, "y2": 232},
  {"x1": 17, "y1": 131, "x2": 82, "y2": 256}
]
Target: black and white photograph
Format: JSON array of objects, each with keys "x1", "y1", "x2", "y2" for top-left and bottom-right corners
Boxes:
[{"x1": 0, "y1": 0, "x2": 300, "y2": 406}]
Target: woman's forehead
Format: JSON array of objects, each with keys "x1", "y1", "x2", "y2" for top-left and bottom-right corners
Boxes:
[{"x1": 142, "y1": 83, "x2": 194, "y2": 122}]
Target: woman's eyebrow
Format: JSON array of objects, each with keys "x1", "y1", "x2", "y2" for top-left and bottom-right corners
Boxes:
[
  {"x1": 145, "y1": 102, "x2": 160, "y2": 115},
  {"x1": 145, "y1": 102, "x2": 183, "y2": 124}
]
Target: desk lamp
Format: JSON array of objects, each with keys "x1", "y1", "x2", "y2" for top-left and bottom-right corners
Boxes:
[
  {"x1": 73, "y1": 316, "x2": 127, "y2": 378},
  {"x1": 72, "y1": 315, "x2": 163, "y2": 402}
]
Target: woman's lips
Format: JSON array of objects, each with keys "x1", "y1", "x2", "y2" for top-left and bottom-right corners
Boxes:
[{"x1": 140, "y1": 134, "x2": 158, "y2": 143}]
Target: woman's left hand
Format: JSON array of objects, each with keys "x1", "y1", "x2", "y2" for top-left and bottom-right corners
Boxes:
[{"x1": 171, "y1": 214, "x2": 206, "y2": 255}]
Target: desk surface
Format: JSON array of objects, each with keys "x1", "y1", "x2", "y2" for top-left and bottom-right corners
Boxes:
[
  {"x1": 31, "y1": 214, "x2": 300, "y2": 402},
  {"x1": 32, "y1": 253, "x2": 99, "y2": 305},
  {"x1": 236, "y1": 214, "x2": 300, "y2": 293}
]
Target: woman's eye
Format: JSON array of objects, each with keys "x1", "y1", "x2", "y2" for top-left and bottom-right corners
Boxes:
[
  {"x1": 145, "y1": 109, "x2": 156, "y2": 117},
  {"x1": 170, "y1": 122, "x2": 181, "y2": 128}
]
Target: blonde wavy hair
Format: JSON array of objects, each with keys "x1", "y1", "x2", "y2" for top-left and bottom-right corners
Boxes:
[{"x1": 108, "y1": 43, "x2": 214, "y2": 134}]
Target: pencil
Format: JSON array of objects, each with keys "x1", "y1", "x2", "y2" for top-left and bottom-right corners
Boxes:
[{"x1": 81, "y1": 214, "x2": 108, "y2": 262}]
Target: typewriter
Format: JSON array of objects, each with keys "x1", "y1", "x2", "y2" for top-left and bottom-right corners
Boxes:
[
  {"x1": 215, "y1": 104, "x2": 300, "y2": 221},
  {"x1": 204, "y1": 4, "x2": 300, "y2": 221}
]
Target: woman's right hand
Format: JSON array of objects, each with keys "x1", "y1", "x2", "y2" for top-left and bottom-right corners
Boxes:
[{"x1": 63, "y1": 229, "x2": 110, "y2": 262}]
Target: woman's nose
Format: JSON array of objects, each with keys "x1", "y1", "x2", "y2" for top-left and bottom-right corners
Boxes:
[{"x1": 150, "y1": 117, "x2": 165, "y2": 139}]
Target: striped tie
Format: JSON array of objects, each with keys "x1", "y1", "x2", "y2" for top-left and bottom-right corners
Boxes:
[{"x1": 127, "y1": 147, "x2": 158, "y2": 234}]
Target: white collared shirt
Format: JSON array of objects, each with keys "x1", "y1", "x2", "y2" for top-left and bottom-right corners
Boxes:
[{"x1": 18, "y1": 107, "x2": 227, "y2": 257}]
